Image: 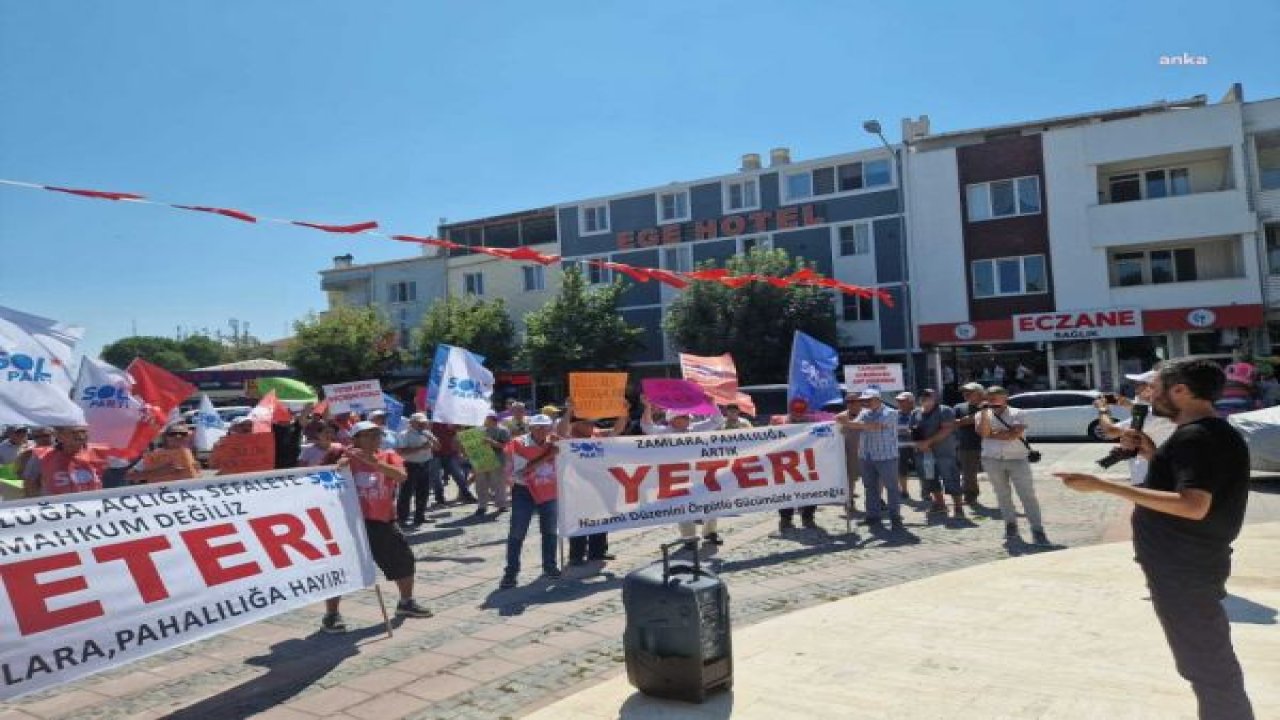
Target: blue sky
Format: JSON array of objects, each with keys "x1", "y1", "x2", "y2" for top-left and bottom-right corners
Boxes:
[{"x1": 2, "y1": 0, "x2": 1276, "y2": 361}]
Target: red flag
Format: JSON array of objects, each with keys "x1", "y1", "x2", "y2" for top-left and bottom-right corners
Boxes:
[
  {"x1": 645, "y1": 268, "x2": 689, "y2": 289},
  {"x1": 248, "y1": 390, "x2": 289, "y2": 433},
  {"x1": 787, "y1": 268, "x2": 820, "y2": 283},
  {"x1": 46, "y1": 186, "x2": 145, "y2": 201},
  {"x1": 292, "y1": 220, "x2": 379, "y2": 233},
  {"x1": 173, "y1": 204, "x2": 257, "y2": 223},
  {"x1": 763, "y1": 276, "x2": 792, "y2": 289},
  {"x1": 504, "y1": 246, "x2": 559, "y2": 265},
  {"x1": 718, "y1": 275, "x2": 756, "y2": 289},
  {"x1": 602, "y1": 262, "x2": 651, "y2": 283},
  {"x1": 686, "y1": 268, "x2": 730, "y2": 281},
  {"x1": 120, "y1": 359, "x2": 197, "y2": 458}
]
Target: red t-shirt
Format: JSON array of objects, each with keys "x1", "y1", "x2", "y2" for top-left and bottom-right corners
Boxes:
[
  {"x1": 348, "y1": 449, "x2": 404, "y2": 522},
  {"x1": 39, "y1": 447, "x2": 109, "y2": 496}
]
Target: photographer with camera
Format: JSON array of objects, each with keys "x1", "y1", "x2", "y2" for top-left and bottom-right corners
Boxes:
[
  {"x1": 1094, "y1": 369, "x2": 1177, "y2": 486},
  {"x1": 976, "y1": 386, "x2": 1048, "y2": 544}
]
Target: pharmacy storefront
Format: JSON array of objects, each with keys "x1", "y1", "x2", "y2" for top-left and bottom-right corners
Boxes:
[{"x1": 920, "y1": 304, "x2": 1265, "y2": 393}]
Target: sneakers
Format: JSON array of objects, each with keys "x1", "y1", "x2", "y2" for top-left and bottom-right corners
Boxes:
[
  {"x1": 779, "y1": 518, "x2": 796, "y2": 533},
  {"x1": 1032, "y1": 529, "x2": 1050, "y2": 545},
  {"x1": 542, "y1": 568, "x2": 562, "y2": 580},
  {"x1": 395, "y1": 599, "x2": 433, "y2": 618},
  {"x1": 568, "y1": 557, "x2": 587, "y2": 567},
  {"x1": 458, "y1": 493, "x2": 478, "y2": 504},
  {"x1": 890, "y1": 518, "x2": 905, "y2": 531},
  {"x1": 801, "y1": 517, "x2": 819, "y2": 530},
  {"x1": 320, "y1": 612, "x2": 347, "y2": 634},
  {"x1": 498, "y1": 574, "x2": 518, "y2": 589},
  {"x1": 1005, "y1": 522, "x2": 1019, "y2": 538},
  {"x1": 589, "y1": 553, "x2": 616, "y2": 561},
  {"x1": 702, "y1": 533, "x2": 724, "y2": 546},
  {"x1": 472, "y1": 508, "x2": 487, "y2": 518}
]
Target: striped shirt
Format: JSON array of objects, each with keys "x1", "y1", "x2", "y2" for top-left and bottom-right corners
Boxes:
[{"x1": 855, "y1": 406, "x2": 899, "y2": 461}]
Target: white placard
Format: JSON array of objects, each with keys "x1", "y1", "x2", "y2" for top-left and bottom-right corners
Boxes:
[
  {"x1": 321, "y1": 380, "x2": 385, "y2": 415},
  {"x1": 844, "y1": 364, "x2": 905, "y2": 393}
]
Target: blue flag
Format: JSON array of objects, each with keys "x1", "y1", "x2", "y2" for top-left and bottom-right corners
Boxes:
[
  {"x1": 382, "y1": 393, "x2": 406, "y2": 431},
  {"x1": 788, "y1": 331, "x2": 842, "y2": 409}
]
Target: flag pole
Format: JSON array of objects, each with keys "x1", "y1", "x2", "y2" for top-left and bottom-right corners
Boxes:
[{"x1": 374, "y1": 585, "x2": 394, "y2": 638}]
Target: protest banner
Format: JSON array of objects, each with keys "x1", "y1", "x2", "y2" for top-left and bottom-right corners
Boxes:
[
  {"x1": 209, "y1": 433, "x2": 276, "y2": 475},
  {"x1": 678, "y1": 353, "x2": 756, "y2": 417},
  {"x1": 640, "y1": 378, "x2": 717, "y2": 416},
  {"x1": 556, "y1": 422, "x2": 847, "y2": 537},
  {"x1": 458, "y1": 428, "x2": 501, "y2": 473},
  {"x1": 0, "y1": 467, "x2": 375, "y2": 700},
  {"x1": 568, "y1": 372, "x2": 629, "y2": 419},
  {"x1": 844, "y1": 363, "x2": 905, "y2": 393},
  {"x1": 321, "y1": 380, "x2": 385, "y2": 415}
]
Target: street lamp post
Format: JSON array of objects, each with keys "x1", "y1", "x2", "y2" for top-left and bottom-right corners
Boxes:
[{"x1": 862, "y1": 120, "x2": 915, "y2": 391}]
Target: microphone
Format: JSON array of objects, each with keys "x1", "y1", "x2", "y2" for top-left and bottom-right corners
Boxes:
[{"x1": 1097, "y1": 403, "x2": 1148, "y2": 468}]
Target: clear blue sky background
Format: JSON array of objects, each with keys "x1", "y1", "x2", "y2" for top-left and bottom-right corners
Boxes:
[{"x1": 2, "y1": 0, "x2": 1277, "y2": 362}]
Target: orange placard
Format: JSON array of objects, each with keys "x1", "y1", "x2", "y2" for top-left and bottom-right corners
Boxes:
[
  {"x1": 209, "y1": 433, "x2": 276, "y2": 476},
  {"x1": 568, "y1": 372, "x2": 629, "y2": 419}
]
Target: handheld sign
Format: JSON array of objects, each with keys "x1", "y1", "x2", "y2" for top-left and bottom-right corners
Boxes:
[
  {"x1": 458, "y1": 428, "x2": 501, "y2": 473},
  {"x1": 641, "y1": 378, "x2": 717, "y2": 416},
  {"x1": 569, "y1": 372, "x2": 629, "y2": 419},
  {"x1": 209, "y1": 433, "x2": 276, "y2": 475}
]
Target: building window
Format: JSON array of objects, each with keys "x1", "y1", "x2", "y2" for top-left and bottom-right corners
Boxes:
[
  {"x1": 1106, "y1": 167, "x2": 1191, "y2": 203},
  {"x1": 784, "y1": 158, "x2": 893, "y2": 201},
  {"x1": 580, "y1": 204, "x2": 610, "y2": 235},
  {"x1": 966, "y1": 176, "x2": 1041, "y2": 222},
  {"x1": 522, "y1": 265, "x2": 546, "y2": 292},
  {"x1": 1259, "y1": 134, "x2": 1280, "y2": 190},
  {"x1": 1108, "y1": 248, "x2": 1198, "y2": 286},
  {"x1": 1186, "y1": 331, "x2": 1221, "y2": 356},
  {"x1": 842, "y1": 293, "x2": 875, "y2": 322},
  {"x1": 662, "y1": 246, "x2": 692, "y2": 273},
  {"x1": 583, "y1": 261, "x2": 612, "y2": 285},
  {"x1": 740, "y1": 236, "x2": 771, "y2": 254},
  {"x1": 658, "y1": 190, "x2": 690, "y2": 223},
  {"x1": 836, "y1": 222, "x2": 872, "y2": 256},
  {"x1": 725, "y1": 179, "x2": 759, "y2": 211},
  {"x1": 971, "y1": 255, "x2": 1048, "y2": 298},
  {"x1": 463, "y1": 272, "x2": 484, "y2": 296},
  {"x1": 387, "y1": 281, "x2": 417, "y2": 303}
]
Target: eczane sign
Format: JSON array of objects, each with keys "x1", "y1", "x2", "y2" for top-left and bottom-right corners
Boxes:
[{"x1": 1012, "y1": 308, "x2": 1143, "y2": 342}]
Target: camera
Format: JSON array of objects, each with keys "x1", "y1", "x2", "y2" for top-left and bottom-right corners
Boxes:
[{"x1": 1095, "y1": 404, "x2": 1148, "y2": 469}]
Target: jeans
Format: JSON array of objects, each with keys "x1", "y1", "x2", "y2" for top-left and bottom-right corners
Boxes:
[
  {"x1": 504, "y1": 484, "x2": 558, "y2": 577},
  {"x1": 568, "y1": 533, "x2": 609, "y2": 562},
  {"x1": 919, "y1": 452, "x2": 961, "y2": 496},
  {"x1": 1144, "y1": 566, "x2": 1254, "y2": 720},
  {"x1": 859, "y1": 457, "x2": 902, "y2": 523},
  {"x1": 396, "y1": 461, "x2": 432, "y2": 522},
  {"x1": 957, "y1": 448, "x2": 982, "y2": 502},
  {"x1": 983, "y1": 457, "x2": 1043, "y2": 530},
  {"x1": 430, "y1": 455, "x2": 473, "y2": 502}
]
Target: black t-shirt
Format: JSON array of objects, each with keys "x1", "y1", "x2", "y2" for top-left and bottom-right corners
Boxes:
[
  {"x1": 1131, "y1": 417, "x2": 1250, "y2": 574},
  {"x1": 951, "y1": 402, "x2": 983, "y2": 451}
]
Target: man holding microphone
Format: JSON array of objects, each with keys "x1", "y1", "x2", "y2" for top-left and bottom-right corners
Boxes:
[{"x1": 1057, "y1": 359, "x2": 1254, "y2": 719}]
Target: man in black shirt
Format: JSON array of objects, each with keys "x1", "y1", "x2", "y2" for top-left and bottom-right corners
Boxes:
[
  {"x1": 1055, "y1": 358, "x2": 1253, "y2": 720},
  {"x1": 952, "y1": 383, "x2": 986, "y2": 504}
]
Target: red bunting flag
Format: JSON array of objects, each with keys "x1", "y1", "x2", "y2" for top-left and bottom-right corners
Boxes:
[
  {"x1": 718, "y1": 275, "x2": 756, "y2": 289},
  {"x1": 292, "y1": 220, "x2": 379, "y2": 233},
  {"x1": 504, "y1": 246, "x2": 559, "y2": 265},
  {"x1": 601, "y1": 262, "x2": 652, "y2": 283},
  {"x1": 685, "y1": 268, "x2": 731, "y2": 281},
  {"x1": 645, "y1": 268, "x2": 690, "y2": 289},
  {"x1": 45, "y1": 186, "x2": 145, "y2": 201},
  {"x1": 763, "y1": 276, "x2": 792, "y2": 289},
  {"x1": 173, "y1": 204, "x2": 258, "y2": 223},
  {"x1": 787, "y1": 268, "x2": 820, "y2": 283}
]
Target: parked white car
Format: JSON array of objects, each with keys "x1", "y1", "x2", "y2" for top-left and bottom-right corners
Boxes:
[{"x1": 1005, "y1": 390, "x2": 1130, "y2": 440}]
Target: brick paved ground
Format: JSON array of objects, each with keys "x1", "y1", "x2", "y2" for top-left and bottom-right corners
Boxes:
[{"x1": 0, "y1": 442, "x2": 1201, "y2": 720}]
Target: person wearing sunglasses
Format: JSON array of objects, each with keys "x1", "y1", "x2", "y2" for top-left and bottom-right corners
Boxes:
[{"x1": 128, "y1": 424, "x2": 201, "y2": 484}]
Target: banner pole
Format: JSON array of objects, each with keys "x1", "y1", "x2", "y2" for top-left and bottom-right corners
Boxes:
[{"x1": 374, "y1": 585, "x2": 394, "y2": 638}]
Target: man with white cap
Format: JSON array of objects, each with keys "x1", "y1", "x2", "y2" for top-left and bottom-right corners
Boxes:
[
  {"x1": 839, "y1": 387, "x2": 905, "y2": 530},
  {"x1": 396, "y1": 413, "x2": 439, "y2": 525},
  {"x1": 1095, "y1": 368, "x2": 1177, "y2": 486},
  {"x1": 500, "y1": 414, "x2": 561, "y2": 588},
  {"x1": 640, "y1": 397, "x2": 726, "y2": 547},
  {"x1": 322, "y1": 421, "x2": 432, "y2": 632}
]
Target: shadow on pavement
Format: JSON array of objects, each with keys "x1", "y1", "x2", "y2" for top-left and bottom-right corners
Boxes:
[
  {"x1": 619, "y1": 689, "x2": 734, "y2": 718},
  {"x1": 481, "y1": 572, "x2": 625, "y2": 616},
  {"x1": 1224, "y1": 594, "x2": 1277, "y2": 625},
  {"x1": 405, "y1": 527, "x2": 464, "y2": 547},
  {"x1": 711, "y1": 533, "x2": 869, "y2": 574},
  {"x1": 165, "y1": 625, "x2": 391, "y2": 718}
]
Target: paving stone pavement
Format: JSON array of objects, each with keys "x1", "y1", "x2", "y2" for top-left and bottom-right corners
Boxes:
[{"x1": 3, "y1": 442, "x2": 1236, "y2": 720}]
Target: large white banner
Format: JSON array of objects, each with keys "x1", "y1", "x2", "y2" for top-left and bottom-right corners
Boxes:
[
  {"x1": 0, "y1": 305, "x2": 86, "y2": 428},
  {"x1": 557, "y1": 423, "x2": 848, "y2": 538},
  {"x1": 0, "y1": 467, "x2": 375, "y2": 700}
]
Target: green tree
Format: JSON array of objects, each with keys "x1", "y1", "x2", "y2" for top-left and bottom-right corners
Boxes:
[
  {"x1": 179, "y1": 335, "x2": 227, "y2": 367},
  {"x1": 417, "y1": 296, "x2": 517, "y2": 371},
  {"x1": 287, "y1": 306, "x2": 403, "y2": 388},
  {"x1": 663, "y1": 247, "x2": 838, "y2": 385},
  {"x1": 100, "y1": 336, "x2": 193, "y2": 371},
  {"x1": 522, "y1": 266, "x2": 644, "y2": 394}
]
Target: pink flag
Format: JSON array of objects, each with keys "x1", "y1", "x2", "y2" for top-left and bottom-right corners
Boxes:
[
  {"x1": 679, "y1": 353, "x2": 756, "y2": 416},
  {"x1": 640, "y1": 378, "x2": 717, "y2": 416}
]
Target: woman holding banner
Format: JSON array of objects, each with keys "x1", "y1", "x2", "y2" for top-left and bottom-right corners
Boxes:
[{"x1": 127, "y1": 424, "x2": 200, "y2": 484}]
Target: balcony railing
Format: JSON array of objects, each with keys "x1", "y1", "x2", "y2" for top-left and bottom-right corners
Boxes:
[{"x1": 1087, "y1": 189, "x2": 1256, "y2": 248}]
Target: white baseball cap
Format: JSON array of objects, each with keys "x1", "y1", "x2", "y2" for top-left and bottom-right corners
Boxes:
[
  {"x1": 351, "y1": 421, "x2": 381, "y2": 436},
  {"x1": 528, "y1": 414, "x2": 554, "y2": 427},
  {"x1": 1125, "y1": 370, "x2": 1158, "y2": 384},
  {"x1": 857, "y1": 388, "x2": 880, "y2": 400}
]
